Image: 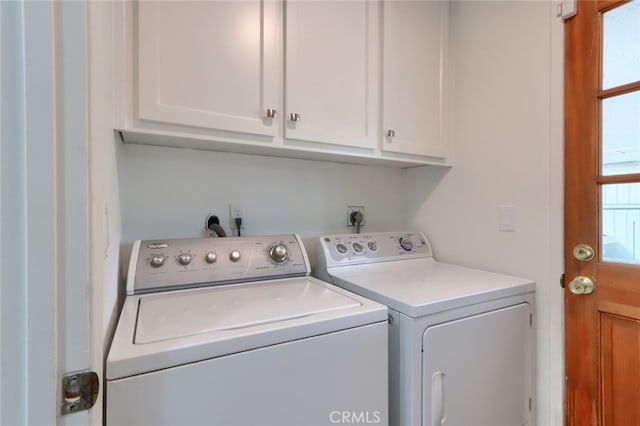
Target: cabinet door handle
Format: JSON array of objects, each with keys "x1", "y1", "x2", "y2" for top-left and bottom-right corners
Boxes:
[
  {"x1": 387, "y1": 129, "x2": 396, "y2": 138},
  {"x1": 289, "y1": 112, "x2": 301, "y2": 123},
  {"x1": 265, "y1": 108, "x2": 277, "y2": 119}
]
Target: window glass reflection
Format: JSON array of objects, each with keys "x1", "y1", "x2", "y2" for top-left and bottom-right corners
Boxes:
[
  {"x1": 603, "y1": 1, "x2": 640, "y2": 90},
  {"x1": 602, "y1": 183, "x2": 640, "y2": 263},
  {"x1": 601, "y1": 91, "x2": 640, "y2": 176}
]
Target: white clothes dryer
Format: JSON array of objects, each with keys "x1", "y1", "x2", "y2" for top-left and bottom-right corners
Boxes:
[
  {"x1": 106, "y1": 234, "x2": 388, "y2": 426},
  {"x1": 316, "y1": 232, "x2": 536, "y2": 426}
]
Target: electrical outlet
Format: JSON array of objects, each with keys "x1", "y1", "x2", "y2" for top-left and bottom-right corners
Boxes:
[
  {"x1": 229, "y1": 204, "x2": 243, "y2": 229},
  {"x1": 347, "y1": 206, "x2": 365, "y2": 227}
]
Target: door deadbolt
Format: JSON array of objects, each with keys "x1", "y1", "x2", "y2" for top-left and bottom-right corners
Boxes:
[
  {"x1": 568, "y1": 276, "x2": 595, "y2": 295},
  {"x1": 573, "y1": 244, "x2": 595, "y2": 262}
]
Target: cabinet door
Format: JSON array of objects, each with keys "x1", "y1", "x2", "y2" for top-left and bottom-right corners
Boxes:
[
  {"x1": 284, "y1": 1, "x2": 377, "y2": 149},
  {"x1": 381, "y1": 0, "x2": 448, "y2": 158},
  {"x1": 137, "y1": 1, "x2": 279, "y2": 136}
]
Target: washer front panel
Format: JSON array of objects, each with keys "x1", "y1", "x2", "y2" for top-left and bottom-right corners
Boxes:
[{"x1": 108, "y1": 323, "x2": 388, "y2": 426}]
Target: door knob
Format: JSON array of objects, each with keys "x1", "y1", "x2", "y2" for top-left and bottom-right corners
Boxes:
[
  {"x1": 568, "y1": 276, "x2": 595, "y2": 295},
  {"x1": 573, "y1": 244, "x2": 594, "y2": 261}
]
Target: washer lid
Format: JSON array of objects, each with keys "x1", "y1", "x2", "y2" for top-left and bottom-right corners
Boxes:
[
  {"x1": 326, "y1": 258, "x2": 535, "y2": 318},
  {"x1": 135, "y1": 279, "x2": 360, "y2": 344},
  {"x1": 106, "y1": 277, "x2": 386, "y2": 380}
]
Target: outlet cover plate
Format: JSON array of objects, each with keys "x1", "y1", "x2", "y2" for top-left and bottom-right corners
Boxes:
[{"x1": 347, "y1": 206, "x2": 365, "y2": 227}]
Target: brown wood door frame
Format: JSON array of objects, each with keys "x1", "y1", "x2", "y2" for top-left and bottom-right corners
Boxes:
[
  {"x1": 564, "y1": 1, "x2": 599, "y2": 422},
  {"x1": 565, "y1": 1, "x2": 640, "y2": 425}
]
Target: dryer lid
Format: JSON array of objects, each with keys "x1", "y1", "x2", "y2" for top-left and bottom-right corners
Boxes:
[
  {"x1": 327, "y1": 258, "x2": 535, "y2": 317},
  {"x1": 135, "y1": 278, "x2": 361, "y2": 344}
]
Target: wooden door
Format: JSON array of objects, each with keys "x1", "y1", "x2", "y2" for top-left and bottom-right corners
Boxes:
[{"x1": 564, "y1": 1, "x2": 640, "y2": 425}]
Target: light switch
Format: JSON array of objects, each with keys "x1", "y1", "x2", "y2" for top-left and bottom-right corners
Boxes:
[{"x1": 498, "y1": 205, "x2": 516, "y2": 232}]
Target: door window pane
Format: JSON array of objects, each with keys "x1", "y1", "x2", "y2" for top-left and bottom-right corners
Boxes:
[
  {"x1": 602, "y1": 183, "x2": 640, "y2": 263},
  {"x1": 603, "y1": 1, "x2": 640, "y2": 90},
  {"x1": 601, "y1": 90, "x2": 640, "y2": 176}
]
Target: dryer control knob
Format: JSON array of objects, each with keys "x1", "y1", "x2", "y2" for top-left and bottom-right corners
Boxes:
[
  {"x1": 177, "y1": 253, "x2": 193, "y2": 266},
  {"x1": 367, "y1": 241, "x2": 378, "y2": 252},
  {"x1": 268, "y1": 244, "x2": 289, "y2": 264},
  {"x1": 399, "y1": 237, "x2": 414, "y2": 251},
  {"x1": 352, "y1": 242, "x2": 364, "y2": 253},
  {"x1": 229, "y1": 250, "x2": 241, "y2": 262},
  {"x1": 150, "y1": 255, "x2": 165, "y2": 268},
  {"x1": 336, "y1": 243, "x2": 348, "y2": 254}
]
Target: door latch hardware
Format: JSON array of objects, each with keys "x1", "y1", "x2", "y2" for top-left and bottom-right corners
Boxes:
[
  {"x1": 568, "y1": 276, "x2": 595, "y2": 295},
  {"x1": 61, "y1": 371, "x2": 99, "y2": 415},
  {"x1": 573, "y1": 244, "x2": 595, "y2": 261}
]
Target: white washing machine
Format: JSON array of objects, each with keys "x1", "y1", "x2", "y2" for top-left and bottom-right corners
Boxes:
[
  {"x1": 316, "y1": 232, "x2": 536, "y2": 426},
  {"x1": 106, "y1": 234, "x2": 388, "y2": 426}
]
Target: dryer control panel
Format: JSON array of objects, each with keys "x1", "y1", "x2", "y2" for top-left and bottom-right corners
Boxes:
[
  {"x1": 127, "y1": 234, "x2": 309, "y2": 294},
  {"x1": 318, "y1": 232, "x2": 433, "y2": 267}
]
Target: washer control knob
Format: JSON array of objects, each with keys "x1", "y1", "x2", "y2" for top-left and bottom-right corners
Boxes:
[
  {"x1": 150, "y1": 255, "x2": 165, "y2": 268},
  {"x1": 269, "y1": 244, "x2": 289, "y2": 264},
  {"x1": 177, "y1": 253, "x2": 193, "y2": 266},
  {"x1": 336, "y1": 243, "x2": 348, "y2": 254},
  {"x1": 367, "y1": 241, "x2": 378, "y2": 252},
  {"x1": 352, "y1": 242, "x2": 364, "y2": 253},
  {"x1": 399, "y1": 237, "x2": 414, "y2": 251},
  {"x1": 205, "y1": 252, "x2": 217, "y2": 264},
  {"x1": 229, "y1": 250, "x2": 241, "y2": 263}
]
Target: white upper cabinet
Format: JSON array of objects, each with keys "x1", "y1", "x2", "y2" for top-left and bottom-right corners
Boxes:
[
  {"x1": 380, "y1": 0, "x2": 449, "y2": 158},
  {"x1": 284, "y1": 1, "x2": 378, "y2": 149},
  {"x1": 137, "y1": 1, "x2": 279, "y2": 136},
  {"x1": 120, "y1": 0, "x2": 450, "y2": 167}
]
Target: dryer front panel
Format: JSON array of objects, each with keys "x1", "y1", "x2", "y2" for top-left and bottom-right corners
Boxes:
[{"x1": 422, "y1": 303, "x2": 533, "y2": 426}]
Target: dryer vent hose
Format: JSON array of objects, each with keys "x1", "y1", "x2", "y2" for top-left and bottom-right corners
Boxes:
[
  {"x1": 350, "y1": 210, "x2": 364, "y2": 234},
  {"x1": 206, "y1": 215, "x2": 227, "y2": 237}
]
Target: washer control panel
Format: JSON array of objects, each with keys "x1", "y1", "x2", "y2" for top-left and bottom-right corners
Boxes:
[
  {"x1": 128, "y1": 234, "x2": 309, "y2": 294},
  {"x1": 319, "y1": 232, "x2": 433, "y2": 267}
]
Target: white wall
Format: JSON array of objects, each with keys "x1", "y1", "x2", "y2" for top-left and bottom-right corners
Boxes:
[
  {"x1": 6, "y1": 3, "x2": 128, "y2": 424},
  {"x1": 2, "y1": 3, "x2": 92, "y2": 424},
  {"x1": 0, "y1": 2, "x2": 27, "y2": 424},
  {"x1": 1, "y1": 0, "x2": 564, "y2": 424},
  {"x1": 117, "y1": 145, "x2": 407, "y2": 267},
  {"x1": 403, "y1": 1, "x2": 564, "y2": 424},
  {"x1": 115, "y1": 2, "x2": 564, "y2": 425},
  {"x1": 87, "y1": 2, "x2": 123, "y2": 425}
]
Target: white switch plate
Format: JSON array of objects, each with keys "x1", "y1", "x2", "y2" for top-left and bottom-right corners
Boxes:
[{"x1": 498, "y1": 205, "x2": 516, "y2": 232}]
